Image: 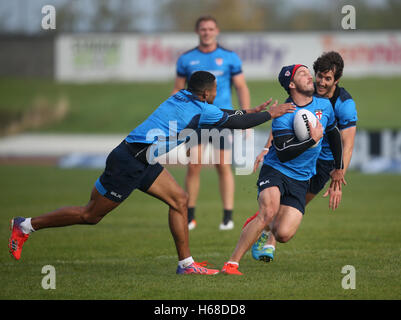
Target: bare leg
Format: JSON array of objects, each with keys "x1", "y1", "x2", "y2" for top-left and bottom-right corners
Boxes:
[
  {"x1": 265, "y1": 191, "x2": 315, "y2": 247},
  {"x1": 145, "y1": 168, "x2": 190, "y2": 260},
  {"x1": 31, "y1": 187, "x2": 120, "y2": 230},
  {"x1": 185, "y1": 144, "x2": 203, "y2": 209},
  {"x1": 32, "y1": 168, "x2": 190, "y2": 261},
  {"x1": 215, "y1": 162, "x2": 234, "y2": 211},
  {"x1": 270, "y1": 205, "x2": 303, "y2": 243},
  {"x1": 229, "y1": 186, "x2": 281, "y2": 263},
  {"x1": 185, "y1": 163, "x2": 202, "y2": 209}
]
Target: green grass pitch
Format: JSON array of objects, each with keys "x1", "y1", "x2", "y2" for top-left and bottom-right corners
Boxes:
[
  {"x1": 0, "y1": 165, "x2": 400, "y2": 300},
  {"x1": 1, "y1": 76, "x2": 400, "y2": 300}
]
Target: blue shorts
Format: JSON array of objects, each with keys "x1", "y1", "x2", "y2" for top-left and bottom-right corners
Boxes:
[
  {"x1": 257, "y1": 164, "x2": 309, "y2": 215},
  {"x1": 308, "y1": 159, "x2": 335, "y2": 195},
  {"x1": 95, "y1": 141, "x2": 164, "y2": 203}
]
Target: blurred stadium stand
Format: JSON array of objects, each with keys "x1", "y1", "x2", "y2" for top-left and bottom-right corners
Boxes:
[{"x1": 0, "y1": 35, "x2": 54, "y2": 77}]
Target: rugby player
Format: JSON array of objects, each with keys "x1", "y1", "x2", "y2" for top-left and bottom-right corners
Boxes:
[
  {"x1": 8, "y1": 71, "x2": 294, "y2": 275},
  {"x1": 250, "y1": 52, "x2": 358, "y2": 263},
  {"x1": 172, "y1": 16, "x2": 251, "y2": 231},
  {"x1": 221, "y1": 64, "x2": 344, "y2": 275}
]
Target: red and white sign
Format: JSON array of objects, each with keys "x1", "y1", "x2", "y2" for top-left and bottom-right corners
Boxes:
[{"x1": 56, "y1": 32, "x2": 401, "y2": 82}]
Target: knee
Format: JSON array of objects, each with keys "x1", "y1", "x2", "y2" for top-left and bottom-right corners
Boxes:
[
  {"x1": 187, "y1": 164, "x2": 202, "y2": 178},
  {"x1": 81, "y1": 207, "x2": 104, "y2": 225},
  {"x1": 188, "y1": 164, "x2": 202, "y2": 174},
  {"x1": 171, "y1": 190, "x2": 189, "y2": 213},
  {"x1": 256, "y1": 208, "x2": 276, "y2": 229},
  {"x1": 258, "y1": 202, "x2": 278, "y2": 225},
  {"x1": 215, "y1": 163, "x2": 232, "y2": 175},
  {"x1": 273, "y1": 229, "x2": 294, "y2": 243}
]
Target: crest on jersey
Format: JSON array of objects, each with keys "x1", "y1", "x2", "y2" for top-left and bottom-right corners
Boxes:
[
  {"x1": 215, "y1": 58, "x2": 223, "y2": 66},
  {"x1": 315, "y1": 109, "x2": 323, "y2": 120}
]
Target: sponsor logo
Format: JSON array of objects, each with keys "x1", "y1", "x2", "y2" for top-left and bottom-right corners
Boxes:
[
  {"x1": 259, "y1": 179, "x2": 270, "y2": 186},
  {"x1": 111, "y1": 191, "x2": 122, "y2": 199},
  {"x1": 215, "y1": 58, "x2": 223, "y2": 66},
  {"x1": 302, "y1": 114, "x2": 311, "y2": 135}
]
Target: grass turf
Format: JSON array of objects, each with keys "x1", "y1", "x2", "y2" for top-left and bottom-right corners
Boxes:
[
  {"x1": 1, "y1": 77, "x2": 401, "y2": 133},
  {"x1": 1, "y1": 76, "x2": 400, "y2": 300},
  {"x1": 0, "y1": 165, "x2": 400, "y2": 300}
]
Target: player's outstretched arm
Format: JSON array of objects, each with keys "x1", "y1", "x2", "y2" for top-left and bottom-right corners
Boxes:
[
  {"x1": 218, "y1": 111, "x2": 273, "y2": 129},
  {"x1": 224, "y1": 99, "x2": 295, "y2": 115},
  {"x1": 203, "y1": 100, "x2": 295, "y2": 131}
]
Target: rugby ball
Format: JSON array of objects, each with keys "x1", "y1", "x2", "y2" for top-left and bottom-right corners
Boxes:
[{"x1": 293, "y1": 109, "x2": 319, "y2": 147}]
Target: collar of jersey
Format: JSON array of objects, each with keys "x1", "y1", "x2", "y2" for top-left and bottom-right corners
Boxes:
[
  {"x1": 286, "y1": 95, "x2": 314, "y2": 108},
  {"x1": 196, "y1": 44, "x2": 221, "y2": 55}
]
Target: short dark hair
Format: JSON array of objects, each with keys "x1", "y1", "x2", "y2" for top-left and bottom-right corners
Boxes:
[
  {"x1": 313, "y1": 51, "x2": 344, "y2": 81},
  {"x1": 187, "y1": 71, "x2": 216, "y2": 94},
  {"x1": 195, "y1": 15, "x2": 218, "y2": 30}
]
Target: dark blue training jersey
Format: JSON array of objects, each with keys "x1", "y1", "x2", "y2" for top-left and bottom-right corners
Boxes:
[
  {"x1": 264, "y1": 96, "x2": 336, "y2": 181},
  {"x1": 125, "y1": 90, "x2": 228, "y2": 157},
  {"x1": 319, "y1": 86, "x2": 357, "y2": 161},
  {"x1": 176, "y1": 46, "x2": 243, "y2": 109}
]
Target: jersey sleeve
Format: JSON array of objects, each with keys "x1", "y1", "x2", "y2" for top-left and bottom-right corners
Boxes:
[
  {"x1": 271, "y1": 114, "x2": 294, "y2": 138},
  {"x1": 324, "y1": 102, "x2": 337, "y2": 133},
  {"x1": 176, "y1": 55, "x2": 187, "y2": 78},
  {"x1": 336, "y1": 99, "x2": 358, "y2": 130},
  {"x1": 199, "y1": 103, "x2": 228, "y2": 127},
  {"x1": 229, "y1": 52, "x2": 243, "y2": 77}
]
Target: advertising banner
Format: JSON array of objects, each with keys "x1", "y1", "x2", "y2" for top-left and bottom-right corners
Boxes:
[{"x1": 56, "y1": 32, "x2": 401, "y2": 81}]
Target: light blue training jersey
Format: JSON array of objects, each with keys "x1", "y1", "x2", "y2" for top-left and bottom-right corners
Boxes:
[
  {"x1": 125, "y1": 90, "x2": 228, "y2": 157},
  {"x1": 319, "y1": 86, "x2": 357, "y2": 161},
  {"x1": 264, "y1": 96, "x2": 337, "y2": 181},
  {"x1": 176, "y1": 45, "x2": 243, "y2": 109}
]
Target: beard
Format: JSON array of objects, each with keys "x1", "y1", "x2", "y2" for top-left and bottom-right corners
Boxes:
[{"x1": 296, "y1": 84, "x2": 314, "y2": 97}]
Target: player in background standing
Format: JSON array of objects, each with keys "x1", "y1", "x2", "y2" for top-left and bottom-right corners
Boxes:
[
  {"x1": 171, "y1": 16, "x2": 251, "y2": 231},
  {"x1": 250, "y1": 51, "x2": 358, "y2": 262},
  {"x1": 221, "y1": 64, "x2": 345, "y2": 275}
]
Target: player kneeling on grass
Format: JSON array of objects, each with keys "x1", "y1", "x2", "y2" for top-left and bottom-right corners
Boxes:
[
  {"x1": 221, "y1": 64, "x2": 345, "y2": 275},
  {"x1": 8, "y1": 71, "x2": 295, "y2": 275}
]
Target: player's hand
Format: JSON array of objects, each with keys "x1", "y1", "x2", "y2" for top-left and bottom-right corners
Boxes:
[
  {"x1": 246, "y1": 98, "x2": 273, "y2": 113},
  {"x1": 253, "y1": 148, "x2": 269, "y2": 173},
  {"x1": 308, "y1": 119, "x2": 323, "y2": 143},
  {"x1": 323, "y1": 186, "x2": 342, "y2": 210},
  {"x1": 329, "y1": 169, "x2": 347, "y2": 191},
  {"x1": 267, "y1": 102, "x2": 296, "y2": 118}
]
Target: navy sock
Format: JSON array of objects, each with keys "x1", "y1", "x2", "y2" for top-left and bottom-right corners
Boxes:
[
  {"x1": 188, "y1": 207, "x2": 195, "y2": 223},
  {"x1": 223, "y1": 209, "x2": 233, "y2": 224}
]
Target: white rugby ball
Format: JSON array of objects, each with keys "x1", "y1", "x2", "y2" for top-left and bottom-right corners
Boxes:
[{"x1": 293, "y1": 109, "x2": 319, "y2": 147}]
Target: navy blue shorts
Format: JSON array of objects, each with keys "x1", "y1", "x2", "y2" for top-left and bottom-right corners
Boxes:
[
  {"x1": 308, "y1": 159, "x2": 335, "y2": 195},
  {"x1": 95, "y1": 141, "x2": 164, "y2": 203},
  {"x1": 257, "y1": 164, "x2": 309, "y2": 215}
]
